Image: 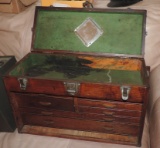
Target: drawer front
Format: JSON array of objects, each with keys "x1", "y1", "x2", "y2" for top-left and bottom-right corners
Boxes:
[
  {"x1": 77, "y1": 98, "x2": 142, "y2": 111},
  {"x1": 20, "y1": 107, "x2": 140, "y2": 125},
  {"x1": 78, "y1": 106, "x2": 142, "y2": 117},
  {"x1": 22, "y1": 114, "x2": 139, "y2": 136},
  {"x1": 20, "y1": 107, "x2": 104, "y2": 120},
  {"x1": 10, "y1": 93, "x2": 75, "y2": 111}
]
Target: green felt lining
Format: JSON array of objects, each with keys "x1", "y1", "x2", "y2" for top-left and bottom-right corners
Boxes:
[
  {"x1": 33, "y1": 9, "x2": 144, "y2": 56},
  {"x1": 9, "y1": 54, "x2": 144, "y2": 85}
]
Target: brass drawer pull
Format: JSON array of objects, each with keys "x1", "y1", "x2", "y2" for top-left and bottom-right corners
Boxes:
[
  {"x1": 103, "y1": 127, "x2": 113, "y2": 131},
  {"x1": 41, "y1": 111, "x2": 53, "y2": 116},
  {"x1": 43, "y1": 120, "x2": 54, "y2": 124},
  {"x1": 103, "y1": 118, "x2": 115, "y2": 122},
  {"x1": 39, "y1": 101, "x2": 52, "y2": 106}
]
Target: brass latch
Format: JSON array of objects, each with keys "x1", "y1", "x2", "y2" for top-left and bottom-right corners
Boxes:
[
  {"x1": 18, "y1": 78, "x2": 28, "y2": 90},
  {"x1": 120, "y1": 86, "x2": 131, "y2": 101},
  {"x1": 64, "y1": 82, "x2": 80, "y2": 96}
]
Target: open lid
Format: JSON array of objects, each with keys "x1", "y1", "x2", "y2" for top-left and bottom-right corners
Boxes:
[{"x1": 32, "y1": 7, "x2": 146, "y2": 58}]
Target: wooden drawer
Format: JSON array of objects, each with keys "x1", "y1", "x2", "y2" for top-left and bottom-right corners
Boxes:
[
  {"x1": 10, "y1": 93, "x2": 75, "y2": 111},
  {"x1": 77, "y1": 98, "x2": 143, "y2": 111},
  {"x1": 78, "y1": 106, "x2": 142, "y2": 117},
  {"x1": 19, "y1": 107, "x2": 141, "y2": 125},
  {"x1": 22, "y1": 113, "x2": 139, "y2": 136}
]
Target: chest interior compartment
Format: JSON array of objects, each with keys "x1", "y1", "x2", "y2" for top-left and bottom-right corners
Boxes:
[{"x1": 9, "y1": 7, "x2": 147, "y2": 86}]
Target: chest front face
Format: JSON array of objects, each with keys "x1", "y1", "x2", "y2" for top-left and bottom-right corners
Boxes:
[{"x1": 3, "y1": 7, "x2": 149, "y2": 146}]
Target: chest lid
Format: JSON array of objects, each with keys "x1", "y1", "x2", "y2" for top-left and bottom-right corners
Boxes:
[{"x1": 32, "y1": 7, "x2": 146, "y2": 58}]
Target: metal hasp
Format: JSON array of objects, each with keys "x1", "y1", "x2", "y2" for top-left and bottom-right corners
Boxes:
[
  {"x1": 120, "y1": 86, "x2": 131, "y2": 101},
  {"x1": 18, "y1": 78, "x2": 28, "y2": 90},
  {"x1": 64, "y1": 82, "x2": 80, "y2": 96}
]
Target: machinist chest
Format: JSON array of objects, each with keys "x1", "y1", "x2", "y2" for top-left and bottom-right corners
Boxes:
[{"x1": 3, "y1": 7, "x2": 149, "y2": 146}]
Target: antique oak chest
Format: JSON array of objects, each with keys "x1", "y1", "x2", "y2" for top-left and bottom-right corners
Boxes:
[{"x1": 4, "y1": 7, "x2": 149, "y2": 146}]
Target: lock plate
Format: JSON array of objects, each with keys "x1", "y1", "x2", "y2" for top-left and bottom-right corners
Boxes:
[
  {"x1": 64, "y1": 82, "x2": 80, "y2": 96},
  {"x1": 18, "y1": 78, "x2": 28, "y2": 90}
]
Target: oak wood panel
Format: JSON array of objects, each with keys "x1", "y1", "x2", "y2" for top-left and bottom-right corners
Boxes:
[
  {"x1": 77, "y1": 98, "x2": 142, "y2": 110},
  {"x1": 79, "y1": 83, "x2": 147, "y2": 103},
  {"x1": 4, "y1": 77, "x2": 147, "y2": 103},
  {"x1": 4, "y1": 77, "x2": 66, "y2": 96},
  {"x1": 22, "y1": 114, "x2": 139, "y2": 136},
  {"x1": 77, "y1": 106, "x2": 141, "y2": 117},
  {"x1": 19, "y1": 107, "x2": 141, "y2": 124},
  {"x1": 10, "y1": 92, "x2": 75, "y2": 111}
]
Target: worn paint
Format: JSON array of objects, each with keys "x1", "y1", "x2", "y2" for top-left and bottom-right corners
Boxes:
[{"x1": 78, "y1": 56, "x2": 142, "y2": 71}]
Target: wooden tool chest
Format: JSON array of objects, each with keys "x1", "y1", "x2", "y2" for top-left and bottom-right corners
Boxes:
[{"x1": 4, "y1": 7, "x2": 149, "y2": 146}]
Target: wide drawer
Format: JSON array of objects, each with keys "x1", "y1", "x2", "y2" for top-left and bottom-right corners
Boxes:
[
  {"x1": 20, "y1": 107, "x2": 141, "y2": 124},
  {"x1": 22, "y1": 113, "x2": 139, "y2": 136},
  {"x1": 10, "y1": 92, "x2": 75, "y2": 111}
]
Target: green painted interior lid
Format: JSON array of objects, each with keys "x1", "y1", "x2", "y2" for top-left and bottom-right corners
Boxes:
[{"x1": 32, "y1": 7, "x2": 146, "y2": 58}]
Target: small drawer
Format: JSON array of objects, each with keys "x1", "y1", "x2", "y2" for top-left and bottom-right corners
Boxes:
[
  {"x1": 22, "y1": 113, "x2": 139, "y2": 136},
  {"x1": 78, "y1": 106, "x2": 142, "y2": 117},
  {"x1": 10, "y1": 92, "x2": 74, "y2": 111},
  {"x1": 20, "y1": 107, "x2": 106, "y2": 121},
  {"x1": 101, "y1": 115, "x2": 140, "y2": 125},
  {"x1": 22, "y1": 113, "x2": 108, "y2": 132},
  {"x1": 77, "y1": 98, "x2": 143, "y2": 111}
]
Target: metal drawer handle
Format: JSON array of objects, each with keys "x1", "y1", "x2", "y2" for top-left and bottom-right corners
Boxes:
[
  {"x1": 41, "y1": 111, "x2": 53, "y2": 116},
  {"x1": 43, "y1": 120, "x2": 54, "y2": 124},
  {"x1": 103, "y1": 118, "x2": 115, "y2": 122},
  {"x1": 39, "y1": 101, "x2": 52, "y2": 106},
  {"x1": 103, "y1": 127, "x2": 113, "y2": 131}
]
